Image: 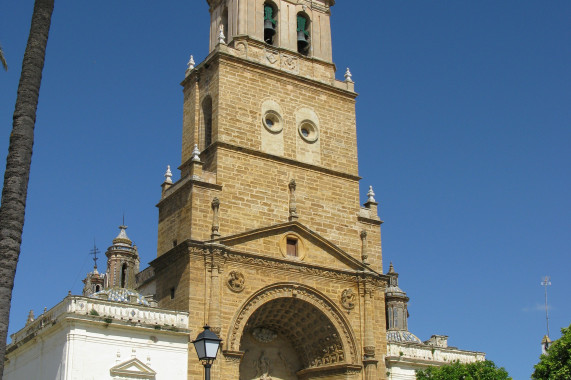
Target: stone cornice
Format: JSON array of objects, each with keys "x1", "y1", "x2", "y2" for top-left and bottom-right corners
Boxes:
[
  {"x1": 6, "y1": 296, "x2": 190, "y2": 356},
  {"x1": 297, "y1": 363, "x2": 362, "y2": 379},
  {"x1": 156, "y1": 174, "x2": 222, "y2": 208},
  {"x1": 153, "y1": 240, "x2": 391, "y2": 286},
  {"x1": 386, "y1": 340, "x2": 486, "y2": 368},
  {"x1": 357, "y1": 215, "x2": 383, "y2": 226},
  {"x1": 214, "y1": 142, "x2": 361, "y2": 181},
  {"x1": 182, "y1": 38, "x2": 356, "y2": 99},
  {"x1": 150, "y1": 243, "x2": 190, "y2": 272},
  {"x1": 214, "y1": 221, "x2": 367, "y2": 269},
  {"x1": 182, "y1": 238, "x2": 385, "y2": 285}
]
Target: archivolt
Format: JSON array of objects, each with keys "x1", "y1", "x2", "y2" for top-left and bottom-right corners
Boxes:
[{"x1": 226, "y1": 282, "x2": 359, "y2": 365}]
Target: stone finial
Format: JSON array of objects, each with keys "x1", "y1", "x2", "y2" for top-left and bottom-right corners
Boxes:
[
  {"x1": 187, "y1": 55, "x2": 195, "y2": 71},
  {"x1": 388, "y1": 262, "x2": 395, "y2": 274},
  {"x1": 218, "y1": 25, "x2": 226, "y2": 45},
  {"x1": 26, "y1": 310, "x2": 35, "y2": 325},
  {"x1": 367, "y1": 186, "x2": 376, "y2": 203},
  {"x1": 191, "y1": 144, "x2": 201, "y2": 162},
  {"x1": 344, "y1": 67, "x2": 353, "y2": 83},
  {"x1": 288, "y1": 179, "x2": 298, "y2": 221},
  {"x1": 164, "y1": 165, "x2": 173, "y2": 184}
]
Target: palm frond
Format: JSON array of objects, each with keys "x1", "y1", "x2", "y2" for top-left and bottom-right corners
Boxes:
[{"x1": 0, "y1": 43, "x2": 7, "y2": 71}]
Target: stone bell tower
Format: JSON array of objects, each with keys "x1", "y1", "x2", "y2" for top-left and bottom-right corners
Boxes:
[
  {"x1": 105, "y1": 225, "x2": 140, "y2": 289},
  {"x1": 151, "y1": 0, "x2": 389, "y2": 379}
]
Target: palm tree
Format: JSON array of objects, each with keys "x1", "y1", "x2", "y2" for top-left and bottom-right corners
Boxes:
[
  {"x1": 0, "y1": 43, "x2": 7, "y2": 71},
  {"x1": 0, "y1": 0, "x2": 54, "y2": 378}
]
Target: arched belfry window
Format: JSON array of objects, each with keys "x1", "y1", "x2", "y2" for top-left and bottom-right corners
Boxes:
[
  {"x1": 264, "y1": 2, "x2": 277, "y2": 45},
  {"x1": 121, "y1": 263, "x2": 127, "y2": 288},
  {"x1": 202, "y1": 96, "x2": 213, "y2": 149},
  {"x1": 296, "y1": 13, "x2": 310, "y2": 55}
]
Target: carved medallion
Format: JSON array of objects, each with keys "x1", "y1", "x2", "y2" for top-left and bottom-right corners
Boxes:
[
  {"x1": 227, "y1": 270, "x2": 245, "y2": 292},
  {"x1": 252, "y1": 327, "x2": 277, "y2": 343},
  {"x1": 341, "y1": 288, "x2": 356, "y2": 310},
  {"x1": 266, "y1": 51, "x2": 279, "y2": 65},
  {"x1": 280, "y1": 53, "x2": 298, "y2": 72},
  {"x1": 235, "y1": 41, "x2": 247, "y2": 58}
]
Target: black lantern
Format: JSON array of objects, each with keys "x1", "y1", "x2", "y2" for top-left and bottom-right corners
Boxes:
[{"x1": 192, "y1": 325, "x2": 222, "y2": 380}]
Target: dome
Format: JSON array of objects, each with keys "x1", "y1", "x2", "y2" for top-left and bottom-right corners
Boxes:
[
  {"x1": 386, "y1": 330, "x2": 422, "y2": 344},
  {"x1": 91, "y1": 288, "x2": 150, "y2": 306},
  {"x1": 385, "y1": 285, "x2": 406, "y2": 296},
  {"x1": 112, "y1": 225, "x2": 133, "y2": 247}
]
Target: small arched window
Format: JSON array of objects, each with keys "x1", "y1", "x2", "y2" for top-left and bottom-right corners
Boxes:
[
  {"x1": 202, "y1": 96, "x2": 213, "y2": 149},
  {"x1": 296, "y1": 13, "x2": 310, "y2": 55},
  {"x1": 263, "y1": 2, "x2": 277, "y2": 45},
  {"x1": 387, "y1": 306, "x2": 393, "y2": 329},
  {"x1": 95, "y1": 285, "x2": 101, "y2": 292},
  {"x1": 121, "y1": 263, "x2": 127, "y2": 288}
]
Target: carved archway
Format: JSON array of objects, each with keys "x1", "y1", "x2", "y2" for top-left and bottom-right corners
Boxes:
[{"x1": 226, "y1": 283, "x2": 360, "y2": 374}]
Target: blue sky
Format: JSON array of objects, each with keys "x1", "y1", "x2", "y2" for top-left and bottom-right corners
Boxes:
[{"x1": 1, "y1": 1, "x2": 570, "y2": 379}]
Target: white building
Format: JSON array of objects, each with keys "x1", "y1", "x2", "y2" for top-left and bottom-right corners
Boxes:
[
  {"x1": 4, "y1": 227, "x2": 189, "y2": 380},
  {"x1": 384, "y1": 263, "x2": 485, "y2": 379}
]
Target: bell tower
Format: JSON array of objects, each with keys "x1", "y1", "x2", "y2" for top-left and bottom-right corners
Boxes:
[
  {"x1": 206, "y1": 0, "x2": 334, "y2": 61},
  {"x1": 153, "y1": 1, "x2": 388, "y2": 379}
]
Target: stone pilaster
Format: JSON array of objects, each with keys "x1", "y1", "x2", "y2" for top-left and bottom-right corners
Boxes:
[
  {"x1": 222, "y1": 351, "x2": 244, "y2": 379},
  {"x1": 211, "y1": 197, "x2": 221, "y2": 239},
  {"x1": 362, "y1": 279, "x2": 377, "y2": 380},
  {"x1": 206, "y1": 246, "x2": 225, "y2": 334},
  {"x1": 360, "y1": 230, "x2": 369, "y2": 265}
]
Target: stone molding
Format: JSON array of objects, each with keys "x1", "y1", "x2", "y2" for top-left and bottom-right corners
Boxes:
[
  {"x1": 156, "y1": 174, "x2": 222, "y2": 208},
  {"x1": 7, "y1": 296, "x2": 190, "y2": 354},
  {"x1": 386, "y1": 342, "x2": 486, "y2": 367},
  {"x1": 181, "y1": 41, "x2": 356, "y2": 104},
  {"x1": 222, "y1": 350, "x2": 245, "y2": 363},
  {"x1": 215, "y1": 141, "x2": 361, "y2": 181},
  {"x1": 296, "y1": 363, "x2": 362, "y2": 379},
  {"x1": 210, "y1": 221, "x2": 375, "y2": 273},
  {"x1": 151, "y1": 238, "x2": 389, "y2": 288}
]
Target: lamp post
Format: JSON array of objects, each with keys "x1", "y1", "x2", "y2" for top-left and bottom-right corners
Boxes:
[{"x1": 192, "y1": 325, "x2": 222, "y2": 380}]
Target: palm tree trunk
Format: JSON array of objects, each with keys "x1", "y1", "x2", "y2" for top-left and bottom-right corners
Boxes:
[{"x1": 0, "y1": 0, "x2": 54, "y2": 378}]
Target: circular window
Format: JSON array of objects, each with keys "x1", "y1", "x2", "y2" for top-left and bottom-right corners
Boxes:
[
  {"x1": 262, "y1": 110, "x2": 283, "y2": 133},
  {"x1": 298, "y1": 120, "x2": 318, "y2": 143}
]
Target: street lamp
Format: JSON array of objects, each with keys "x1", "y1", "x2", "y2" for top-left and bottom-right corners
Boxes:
[{"x1": 192, "y1": 325, "x2": 222, "y2": 380}]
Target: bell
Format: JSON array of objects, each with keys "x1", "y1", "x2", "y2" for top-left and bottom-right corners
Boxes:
[
  {"x1": 264, "y1": 19, "x2": 276, "y2": 43},
  {"x1": 297, "y1": 30, "x2": 309, "y2": 51}
]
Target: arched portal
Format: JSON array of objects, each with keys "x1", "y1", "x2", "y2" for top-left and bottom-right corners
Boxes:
[{"x1": 227, "y1": 283, "x2": 360, "y2": 380}]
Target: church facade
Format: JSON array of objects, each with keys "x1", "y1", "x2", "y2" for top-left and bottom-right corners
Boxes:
[{"x1": 4, "y1": 1, "x2": 486, "y2": 379}]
